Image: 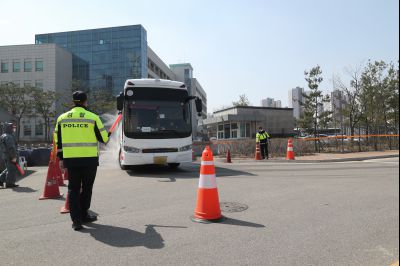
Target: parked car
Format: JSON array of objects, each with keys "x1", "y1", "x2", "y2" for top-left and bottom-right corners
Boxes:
[{"x1": 30, "y1": 148, "x2": 51, "y2": 166}]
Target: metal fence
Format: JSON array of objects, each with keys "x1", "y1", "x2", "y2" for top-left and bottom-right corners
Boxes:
[{"x1": 193, "y1": 135, "x2": 399, "y2": 158}]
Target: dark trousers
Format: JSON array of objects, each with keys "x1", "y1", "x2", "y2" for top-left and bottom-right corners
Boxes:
[
  {"x1": 0, "y1": 159, "x2": 17, "y2": 185},
  {"x1": 260, "y1": 142, "x2": 269, "y2": 159},
  {"x1": 67, "y1": 166, "x2": 97, "y2": 222}
]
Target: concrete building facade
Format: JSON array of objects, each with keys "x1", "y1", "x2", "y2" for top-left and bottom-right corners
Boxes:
[
  {"x1": 169, "y1": 63, "x2": 207, "y2": 138},
  {"x1": 0, "y1": 44, "x2": 72, "y2": 141}
]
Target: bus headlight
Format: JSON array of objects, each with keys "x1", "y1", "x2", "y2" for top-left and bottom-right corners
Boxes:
[
  {"x1": 179, "y1": 144, "x2": 192, "y2": 152},
  {"x1": 123, "y1": 146, "x2": 141, "y2": 153}
]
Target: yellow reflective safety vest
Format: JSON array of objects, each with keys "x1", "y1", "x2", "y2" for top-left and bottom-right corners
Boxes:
[
  {"x1": 256, "y1": 130, "x2": 270, "y2": 143},
  {"x1": 55, "y1": 106, "x2": 109, "y2": 167}
]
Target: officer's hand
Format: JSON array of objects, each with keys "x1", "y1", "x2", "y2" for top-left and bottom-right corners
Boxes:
[
  {"x1": 108, "y1": 132, "x2": 112, "y2": 137},
  {"x1": 11, "y1": 158, "x2": 17, "y2": 163},
  {"x1": 59, "y1": 160, "x2": 64, "y2": 170}
]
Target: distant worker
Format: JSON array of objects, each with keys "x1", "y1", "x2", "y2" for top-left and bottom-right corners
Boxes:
[
  {"x1": 0, "y1": 122, "x2": 19, "y2": 188},
  {"x1": 55, "y1": 91, "x2": 109, "y2": 231},
  {"x1": 256, "y1": 126, "x2": 270, "y2": 159}
]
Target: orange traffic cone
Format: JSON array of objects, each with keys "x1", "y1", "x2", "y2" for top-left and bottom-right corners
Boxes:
[
  {"x1": 55, "y1": 157, "x2": 66, "y2": 186},
  {"x1": 39, "y1": 158, "x2": 63, "y2": 200},
  {"x1": 63, "y1": 168, "x2": 69, "y2": 181},
  {"x1": 226, "y1": 149, "x2": 232, "y2": 163},
  {"x1": 255, "y1": 143, "x2": 262, "y2": 160},
  {"x1": 286, "y1": 139, "x2": 295, "y2": 160},
  {"x1": 191, "y1": 146, "x2": 225, "y2": 223},
  {"x1": 60, "y1": 192, "x2": 70, "y2": 213}
]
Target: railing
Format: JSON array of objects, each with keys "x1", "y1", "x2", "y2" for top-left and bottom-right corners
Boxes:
[{"x1": 193, "y1": 135, "x2": 399, "y2": 157}]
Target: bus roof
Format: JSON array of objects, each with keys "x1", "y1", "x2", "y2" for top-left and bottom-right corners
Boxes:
[{"x1": 124, "y1": 79, "x2": 186, "y2": 90}]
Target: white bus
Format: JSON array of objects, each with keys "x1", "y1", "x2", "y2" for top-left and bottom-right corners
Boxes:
[{"x1": 116, "y1": 79, "x2": 202, "y2": 169}]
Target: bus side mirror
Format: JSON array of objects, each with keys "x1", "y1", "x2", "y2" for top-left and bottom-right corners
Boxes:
[
  {"x1": 117, "y1": 92, "x2": 123, "y2": 112},
  {"x1": 195, "y1": 97, "x2": 202, "y2": 116}
]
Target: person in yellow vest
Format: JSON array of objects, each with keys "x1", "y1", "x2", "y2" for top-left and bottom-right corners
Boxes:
[
  {"x1": 256, "y1": 126, "x2": 270, "y2": 159},
  {"x1": 55, "y1": 91, "x2": 109, "y2": 231}
]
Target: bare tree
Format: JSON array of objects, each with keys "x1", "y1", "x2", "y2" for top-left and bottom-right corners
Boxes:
[
  {"x1": 0, "y1": 82, "x2": 33, "y2": 141},
  {"x1": 334, "y1": 65, "x2": 363, "y2": 150}
]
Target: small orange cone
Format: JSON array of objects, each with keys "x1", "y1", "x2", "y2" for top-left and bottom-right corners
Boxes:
[
  {"x1": 286, "y1": 139, "x2": 295, "y2": 160},
  {"x1": 191, "y1": 146, "x2": 225, "y2": 223},
  {"x1": 39, "y1": 157, "x2": 62, "y2": 200},
  {"x1": 255, "y1": 143, "x2": 262, "y2": 160},
  {"x1": 60, "y1": 192, "x2": 70, "y2": 213},
  {"x1": 226, "y1": 149, "x2": 232, "y2": 163}
]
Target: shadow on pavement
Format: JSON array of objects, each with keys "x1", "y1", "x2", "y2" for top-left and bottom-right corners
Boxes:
[
  {"x1": 84, "y1": 224, "x2": 186, "y2": 249},
  {"x1": 126, "y1": 163, "x2": 256, "y2": 180},
  {"x1": 12, "y1": 186, "x2": 37, "y2": 193},
  {"x1": 220, "y1": 217, "x2": 265, "y2": 228},
  {"x1": 16, "y1": 169, "x2": 37, "y2": 182}
]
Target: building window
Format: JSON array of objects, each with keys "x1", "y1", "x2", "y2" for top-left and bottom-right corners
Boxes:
[
  {"x1": 23, "y1": 124, "x2": 32, "y2": 137},
  {"x1": 1, "y1": 61, "x2": 8, "y2": 73},
  {"x1": 231, "y1": 123, "x2": 238, "y2": 139},
  {"x1": 35, "y1": 120, "x2": 44, "y2": 136},
  {"x1": 12, "y1": 80, "x2": 20, "y2": 87},
  {"x1": 217, "y1": 124, "x2": 224, "y2": 139},
  {"x1": 24, "y1": 80, "x2": 32, "y2": 87},
  {"x1": 35, "y1": 58, "x2": 43, "y2": 71},
  {"x1": 246, "y1": 123, "x2": 250, "y2": 138},
  {"x1": 13, "y1": 60, "x2": 20, "y2": 72},
  {"x1": 35, "y1": 80, "x2": 43, "y2": 89},
  {"x1": 24, "y1": 59, "x2": 32, "y2": 72},
  {"x1": 184, "y1": 68, "x2": 192, "y2": 79},
  {"x1": 224, "y1": 124, "x2": 231, "y2": 139}
]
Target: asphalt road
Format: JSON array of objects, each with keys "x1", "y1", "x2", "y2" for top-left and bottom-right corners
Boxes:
[{"x1": 0, "y1": 156, "x2": 398, "y2": 266}]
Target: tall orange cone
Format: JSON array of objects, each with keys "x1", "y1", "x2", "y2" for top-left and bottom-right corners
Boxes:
[
  {"x1": 63, "y1": 168, "x2": 69, "y2": 181},
  {"x1": 55, "y1": 157, "x2": 66, "y2": 186},
  {"x1": 255, "y1": 143, "x2": 262, "y2": 160},
  {"x1": 60, "y1": 192, "x2": 70, "y2": 213},
  {"x1": 191, "y1": 146, "x2": 225, "y2": 223},
  {"x1": 286, "y1": 138, "x2": 295, "y2": 160},
  {"x1": 39, "y1": 154, "x2": 63, "y2": 200}
]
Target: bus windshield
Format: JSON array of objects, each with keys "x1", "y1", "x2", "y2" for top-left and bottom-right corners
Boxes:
[{"x1": 124, "y1": 99, "x2": 191, "y2": 139}]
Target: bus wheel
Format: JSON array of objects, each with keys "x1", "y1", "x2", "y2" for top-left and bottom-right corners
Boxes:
[
  {"x1": 119, "y1": 150, "x2": 127, "y2": 170},
  {"x1": 168, "y1": 163, "x2": 180, "y2": 168}
]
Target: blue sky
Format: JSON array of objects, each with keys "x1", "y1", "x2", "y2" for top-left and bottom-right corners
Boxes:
[{"x1": 1, "y1": 0, "x2": 398, "y2": 112}]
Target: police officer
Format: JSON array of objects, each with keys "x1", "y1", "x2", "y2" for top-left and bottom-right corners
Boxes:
[
  {"x1": 0, "y1": 122, "x2": 19, "y2": 188},
  {"x1": 256, "y1": 126, "x2": 270, "y2": 159},
  {"x1": 55, "y1": 91, "x2": 109, "y2": 231}
]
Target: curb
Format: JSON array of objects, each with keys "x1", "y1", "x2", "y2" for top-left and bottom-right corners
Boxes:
[{"x1": 211, "y1": 154, "x2": 399, "y2": 164}]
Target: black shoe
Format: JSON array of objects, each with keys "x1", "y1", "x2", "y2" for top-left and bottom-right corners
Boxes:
[
  {"x1": 82, "y1": 214, "x2": 97, "y2": 224},
  {"x1": 72, "y1": 221, "x2": 83, "y2": 231},
  {"x1": 0, "y1": 182, "x2": 4, "y2": 188},
  {"x1": 5, "y1": 184, "x2": 19, "y2": 188}
]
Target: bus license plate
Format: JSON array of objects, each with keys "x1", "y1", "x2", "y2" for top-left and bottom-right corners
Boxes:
[{"x1": 153, "y1": 156, "x2": 167, "y2": 165}]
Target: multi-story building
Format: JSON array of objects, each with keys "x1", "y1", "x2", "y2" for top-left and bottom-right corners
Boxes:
[
  {"x1": 261, "y1": 98, "x2": 282, "y2": 108},
  {"x1": 169, "y1": 63, "x2": 207, "y2": 139},
  {"x1": 288, "y1": 87, "x2": 304, "y2": 120},
  {"x1": 35, "y1": 25, "x2": 147, "y2": 95},
  {"x1": 1, "y1": 25, "x2": 207, "y2": 141},
  {"x1": 0, "y1": 44, "x2": 72, "y2": 141}
]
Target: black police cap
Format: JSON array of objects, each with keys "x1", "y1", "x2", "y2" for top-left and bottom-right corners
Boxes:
[{"x1": 72, "y1": 91, "x2": 87, "y2": 103}]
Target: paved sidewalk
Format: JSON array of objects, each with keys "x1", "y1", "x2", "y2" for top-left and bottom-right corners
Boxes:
[{"x1": 212, "y1": 150, "x2": 399, "y2": 163}]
